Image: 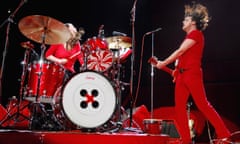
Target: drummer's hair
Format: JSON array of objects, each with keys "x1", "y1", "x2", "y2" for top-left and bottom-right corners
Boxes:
[
  {"x1": 65, "y1": 23, "x2": 73, "y2": 28},
  {"x1": 184, "y1": 2, "x2": 211, "y2": 31}
]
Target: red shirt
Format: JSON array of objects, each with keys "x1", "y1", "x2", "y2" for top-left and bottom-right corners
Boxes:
[
  {"x1": 45, "y1": 42, "x2": 84, "y2": 73},
  {"x1": 177, "y1": 30, "x2": 204, "y2": 69}
]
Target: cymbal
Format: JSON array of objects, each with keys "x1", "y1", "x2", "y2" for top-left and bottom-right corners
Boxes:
[
  {"x1": 105, "y1": 36, "x2": 132, "y2": 49},
  {"x1": 18, "y1": 15, "x2": 71, "y2": 45}
]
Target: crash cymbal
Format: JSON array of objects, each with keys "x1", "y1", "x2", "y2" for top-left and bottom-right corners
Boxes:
[
  {"x1": 18, "y1": 15, "x2": 71, "y2": 45},
  {"x1": 105, "y1": 36, "x2": 132, "y2": 49}
]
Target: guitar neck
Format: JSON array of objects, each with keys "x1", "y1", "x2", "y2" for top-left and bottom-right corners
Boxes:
[
  {"x1": 149, "y1": 56, "x2": 173, "y2": 75},
  {"x1": 161, "y1": 66, "x2": 173, "y2": 75}
]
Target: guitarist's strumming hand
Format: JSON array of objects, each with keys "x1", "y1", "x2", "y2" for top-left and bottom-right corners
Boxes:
[{"x1": 148, "y1": 56, "x2": 177, "y2": 83}]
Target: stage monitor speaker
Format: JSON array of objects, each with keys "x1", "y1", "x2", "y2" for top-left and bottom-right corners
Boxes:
[{"x1": 161, "y1": 120, "x2": 180, "y2": 138}]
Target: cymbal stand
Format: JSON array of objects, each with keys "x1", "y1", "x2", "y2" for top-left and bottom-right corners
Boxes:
[
  {"x1": 81, "y1": 44, "x2": 91, "y2": 71},
  {"x1": 114, "y1": 48, "x2": 123, "y2": 125},
  {"x1": 29, "y1": 38, "x2": 48, "y2": 130},
  {"x1": 123, "y1": 0, "x2": 142, "y2": 133},
  {"x1": 0, "y1": 48, "x2": 31, "y2": 127},
  {"x1": 101, "y1": 44, "x2": 122, "y2": 133}
]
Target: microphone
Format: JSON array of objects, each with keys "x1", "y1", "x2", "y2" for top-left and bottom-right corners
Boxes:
[
  {"x1": 145, "y1": 27, "x2": 162, "y2": 35},
  {"x1": 131, "y1": 0, "x2": 138, "y2": 14},
  {"x1": 112, "y1": 31, "x2": 127, "y2": 36},
  {"x1": 98, "y1": 24, "x2": 104, "y2": 38},
  {"x1": 99, "y1": 24, "x2": 104, "y2": 31}
]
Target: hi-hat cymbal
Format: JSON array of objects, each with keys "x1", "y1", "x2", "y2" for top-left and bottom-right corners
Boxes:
[
  {"x1": 18, "y1": 15, "x2": 71, "y2": 45},
  {"x1": 105, "y1": 36, "x2": 132, "y2": 49}
]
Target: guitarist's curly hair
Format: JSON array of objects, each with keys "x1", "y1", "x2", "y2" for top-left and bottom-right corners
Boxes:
[{"x1": 184, "y1": 1, "x2": 211, "y2": 31}]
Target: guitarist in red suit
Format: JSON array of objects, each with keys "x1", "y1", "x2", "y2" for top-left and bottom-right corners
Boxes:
[{"x1": 148, "y1": 2, "x2": 231, "y2": 144}]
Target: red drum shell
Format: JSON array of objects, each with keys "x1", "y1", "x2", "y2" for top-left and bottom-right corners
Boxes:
[
  {"x1": 87, "y1": 50, "x2": 113, "y2": 72},
  {"x1": 24, "y1": 61, "x2": 65, "y2": 103},
  {"x1": 83, "y1": 37, "x2": 108, "y2": 51},
  {"x1": 143, "y1": 119, "x2": 162, "y2": 135}
]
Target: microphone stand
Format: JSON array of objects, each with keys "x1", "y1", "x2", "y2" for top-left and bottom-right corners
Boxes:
[
  {"x1": 124, "y1": 0, "x2": 142, "y2": 133},
  {"x1": 150, "y1": 33, "x2": 155, "y2": 119},
  {"x1": 129, "y1": 0, "x2": 136, "y2": 128},
  {"x1": 0, "y1": 0, "x2": 26, "y2": 104}
]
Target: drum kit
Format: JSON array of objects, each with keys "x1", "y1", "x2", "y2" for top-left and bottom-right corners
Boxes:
[{"x1": 0, "y1": 15, "x2": 133, "y2": 132}]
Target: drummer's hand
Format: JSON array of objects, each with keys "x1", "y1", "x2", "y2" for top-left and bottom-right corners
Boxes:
[{"x1": 57, "y1": 58, "x2": 68, "y2": 64}]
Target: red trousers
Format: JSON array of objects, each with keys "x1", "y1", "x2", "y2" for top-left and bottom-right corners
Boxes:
[{"x1": 174, "y1": 68, "x2": 230, "y2": 143}]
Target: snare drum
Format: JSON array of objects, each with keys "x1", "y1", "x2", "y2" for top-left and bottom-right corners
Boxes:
[
  {"x1": 52, "y1": 71, "x2": 116, "y2": 129},
  {"x1": 24, "y1": 60, "x2": 65, "y2": 103}
]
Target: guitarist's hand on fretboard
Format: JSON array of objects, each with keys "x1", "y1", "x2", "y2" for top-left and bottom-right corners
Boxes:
[
  {"x1": 148, "y1": 56, "x2": 176, "y2": 83},
  {"x1": 148, "y1": 56, "x2": 159, "y2": 66}
]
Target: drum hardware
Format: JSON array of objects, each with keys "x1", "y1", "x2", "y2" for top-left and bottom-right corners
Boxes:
[
  {"x1": 81, "y1": 44, "x2": 91, "y2": 71},
  {"x1": 0, "y1": 42, "x2": 33, "y2": 128},
  {"x1": 106, "y1": 34, "x2": 137, "y2": 131},
  {"x1": 28, "y1": 48, "x2": 64, "y2": 130},
  {"x1": 108, "y1": 52, "x2": 122, "y2": 132},
  {"x1": 103, "y1": 40, "x2": 133, "y2": 132},
  {"x1": 18, "y1": 15, "x2": 71, "y2": 130},
  {"x1": 0, "y1": 96, "x2": 31, "y2": 128},
  {"x1": 101, "y1": 35, "x2": 133, "y2": 132},
  {"x1": 29, "y1": 102, "x2": 65, "y2": 131},
  {"x1": 125, "y1": 0, "x2": 137, "y2": 131}
]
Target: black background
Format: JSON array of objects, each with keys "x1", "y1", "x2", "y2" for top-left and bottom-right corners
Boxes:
[{"x1": 0, "y1": 0, "x2": 239, "y2": 136}]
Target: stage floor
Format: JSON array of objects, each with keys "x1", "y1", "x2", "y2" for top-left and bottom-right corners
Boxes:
[
  {"x1": 1, "y1": 103, "x2": 240, "y2": 144},
  {"x1": 0, "y1": 129, "x2": 182, "y2": 144}
]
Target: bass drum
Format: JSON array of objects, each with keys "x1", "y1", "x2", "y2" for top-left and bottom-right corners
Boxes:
[{"x1": 52, "y1": 71, "x2": 116, "y2": 130}]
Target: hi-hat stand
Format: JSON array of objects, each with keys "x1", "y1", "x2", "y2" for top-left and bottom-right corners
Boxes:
[
  {"x1": 0, "y1": 44, "x2": 31, "y2": 128},
  {"x1": 28, "y1": 40, "x2": 51, "y2": 130}
]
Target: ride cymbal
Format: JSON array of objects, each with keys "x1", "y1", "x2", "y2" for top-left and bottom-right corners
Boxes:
[
  {"x1": 105, "y1": 36, "x2": 132, "y2": 49},
  {"x1": 18, "y1": 15, "x2": 71, "y2": 45}
]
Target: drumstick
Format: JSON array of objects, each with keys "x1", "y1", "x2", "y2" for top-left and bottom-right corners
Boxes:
[{"x1": 69, "y1": 51, "x2": 81, "y2": 59}]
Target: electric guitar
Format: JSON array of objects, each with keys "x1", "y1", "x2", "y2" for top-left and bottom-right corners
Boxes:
[{"x1": 148, "y1": 56, "x2": 176, "y2": 82}]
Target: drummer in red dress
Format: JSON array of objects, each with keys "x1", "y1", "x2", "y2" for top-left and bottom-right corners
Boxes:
[{"x1": 45, "y1": 23, "x2": 85, "y2": 80}]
